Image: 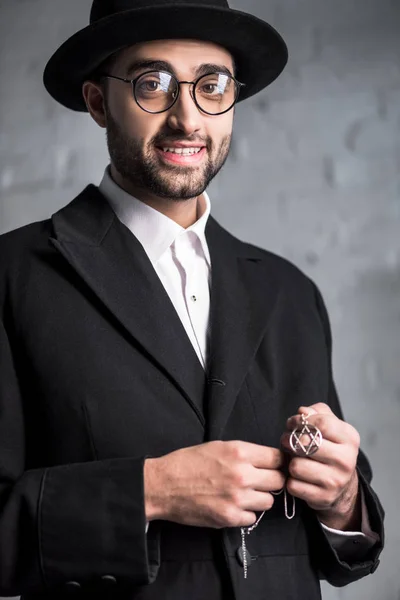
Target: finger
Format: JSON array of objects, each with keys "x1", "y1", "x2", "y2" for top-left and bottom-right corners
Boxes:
[
  {"x1": 286, "y1": 404, "x2": 334, "y2": 429},
  {"x1": 280, "y1": 431, "x2": 342, "y2": 465},
  {"x1": 239, "y1": 511, "x2": 259, "y2": 528},
  {"x1": 286, "y1": 404, "x2": 333, "y2": 428},
  {"x1": 297, "y1": 405, "x2": 318, "y2": 418},
  {"x1": 241, "y1": 490, "x2": 275, "y2": 513},
  {"x1": 286, "y1": 478, "x2": 329, "y2": 508},
  {"x1": 287, "y1": 456, "x2": 354, "y2": 489},
  {"x1": 250, "y1": 467, "x2": 286, "y2": 493},
  {"x1": 298, "y1": 403, "x2": 334, "y2": 416},
  {"x1": 285, "y1": 413, "x2": 352, "y2": 445},
  {"x1": 236, "y1": 442, "x2": 285, "y2": 470}
]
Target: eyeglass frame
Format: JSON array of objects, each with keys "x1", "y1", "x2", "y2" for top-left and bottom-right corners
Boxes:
[{"x1": 100, "y1": 70, "x2": 246, "y2": 116}]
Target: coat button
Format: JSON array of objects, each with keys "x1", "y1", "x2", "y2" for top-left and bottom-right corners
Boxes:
[
  {"x1": 64, "y1": 581, "x2": 81, "y2": 591},
  {"x1": 101, "y1": 574, "x2": 117, "y2": 585},
  {"x1": 236, "y1": 546, "x2": 257, "y2": 567},
  {"x1": 208, "y1": 378, "x2": 226, "y2": 387}
]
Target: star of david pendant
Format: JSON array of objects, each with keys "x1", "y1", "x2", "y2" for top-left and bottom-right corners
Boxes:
[{"x1": 289, "y1": 413, "x2": 323, "y2": 456}]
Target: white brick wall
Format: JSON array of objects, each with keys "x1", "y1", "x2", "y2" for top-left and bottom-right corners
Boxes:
[{"x1": 1, "y1": 0, "x2": 399, "y2": 598}]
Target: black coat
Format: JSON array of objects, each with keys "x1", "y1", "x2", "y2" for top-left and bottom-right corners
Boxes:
[{"x1": 0, "y1": 185, "x2": 384, "y2": 599}]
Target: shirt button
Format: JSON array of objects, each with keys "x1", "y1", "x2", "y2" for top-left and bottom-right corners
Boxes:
[{"x1": 191, "y1": 295, "x2": 197, "y2": 302}]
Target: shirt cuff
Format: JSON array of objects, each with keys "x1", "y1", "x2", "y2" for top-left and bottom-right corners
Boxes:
[{"x1": 320, "y1": 485, "x2": 380, "y2": 562}]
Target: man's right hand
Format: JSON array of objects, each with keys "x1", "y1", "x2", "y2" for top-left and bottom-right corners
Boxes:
[{"x1": 143, "y1": 441, "x2": 286, "y2": 529}]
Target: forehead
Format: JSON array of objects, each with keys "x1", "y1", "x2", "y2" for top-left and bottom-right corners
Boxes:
[{"x1": 115, "y1": 39, "x2": 235, "y2": 73}]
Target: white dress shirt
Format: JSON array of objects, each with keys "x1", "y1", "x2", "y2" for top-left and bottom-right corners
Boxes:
[
  {"x1": 99, "y1": 165, "x2": 379, "y2": 561},
  {"x1": 100, "y1": 166, "x2": 211, "y2": 369}
]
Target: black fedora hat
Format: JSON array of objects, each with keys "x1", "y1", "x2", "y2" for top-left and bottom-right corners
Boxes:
[{"x1": 43, "y1": 0, "x2": 288, "y2": 112}]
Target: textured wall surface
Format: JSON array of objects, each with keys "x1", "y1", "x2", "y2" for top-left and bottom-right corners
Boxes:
[{"x1": 0, "y1": 0, "x2": 399, "y2": 598}]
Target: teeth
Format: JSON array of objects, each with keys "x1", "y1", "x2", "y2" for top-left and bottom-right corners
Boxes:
[{"x1": 162, "y1": 147, "x2": 202, "y2": 155}]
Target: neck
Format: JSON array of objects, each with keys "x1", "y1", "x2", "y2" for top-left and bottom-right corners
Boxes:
[{"x1": 110, "y1": 164, "x2": 200, "y2": 229}]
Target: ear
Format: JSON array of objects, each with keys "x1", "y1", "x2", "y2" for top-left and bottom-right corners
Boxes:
[{"x1": 82, "y1": 80, "x2": 107, "y2": 128}]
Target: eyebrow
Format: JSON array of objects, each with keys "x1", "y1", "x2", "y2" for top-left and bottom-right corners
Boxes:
[{"x1": 125, "y1": 59, "x2": 235, "y2": 79}]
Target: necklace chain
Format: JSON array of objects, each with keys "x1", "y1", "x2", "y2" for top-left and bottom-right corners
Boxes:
[{"x1": 240, "y1": 486, "x2": 295, "y2": 579}]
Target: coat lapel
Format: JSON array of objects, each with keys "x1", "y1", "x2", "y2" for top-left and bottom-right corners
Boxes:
[
  {"x1": 50, "y1": 184, "x2": 282, "y2": 439},
  {"x1": 204, "y1": 217, "x2": 281, "y2": 441},
  {"x1": 50, "y1": 185, "x2": 207, "y2": 426}
]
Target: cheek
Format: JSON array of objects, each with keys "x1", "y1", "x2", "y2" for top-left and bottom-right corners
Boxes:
[
  {"x1": 208, "y1": 115, "x2": 233, "y2": 146},
  {"x1": 114, "y1": 98, "x2": 166, "y2": 144}
]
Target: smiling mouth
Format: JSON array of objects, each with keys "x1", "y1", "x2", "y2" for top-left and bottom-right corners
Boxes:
[
  {"x1": 155, "y1": 146, "x2": 207, "y2": 165},
  {"x1": 159, "y1": 147, "x2": 203, "y2": 155}
]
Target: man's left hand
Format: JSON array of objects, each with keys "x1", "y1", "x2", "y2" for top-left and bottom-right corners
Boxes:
[{"x1": 280, "y1": 403, "x2": 361, "y2": 531}]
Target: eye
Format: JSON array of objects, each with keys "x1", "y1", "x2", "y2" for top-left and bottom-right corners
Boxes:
[
  {"x1": 201, "y1": 83, "x2": 218, "y2": 95},
  {"x1": 197, "y1": 74, "x2": 231, "y2": 98},
  {"x1": 139, "y1": 79, "x2": 161, "y2": 92},
  {"x1": 135, "y1": 71, "x2": 176, "y2": 99}
]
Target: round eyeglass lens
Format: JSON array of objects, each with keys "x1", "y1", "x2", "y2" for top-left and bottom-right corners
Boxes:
[
  {"x1": 194, "y1": 73, "x2": 237, "y2": 114},
  {"x1": 134, "y1": 71, "x2": 178, "y2": 113}
]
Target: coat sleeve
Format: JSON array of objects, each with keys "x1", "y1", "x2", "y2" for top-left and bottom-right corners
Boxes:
[
  {"x1": 0, "y1": 319, "x2": 160, "y2": 597},
  {"x1": 306, "y1": 281, "x2": 385, "y2": 587}
]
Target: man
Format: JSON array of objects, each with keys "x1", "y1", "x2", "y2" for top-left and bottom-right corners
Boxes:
[{"x1": 0, "y1": 0, "x2": 384, "y2": 599}]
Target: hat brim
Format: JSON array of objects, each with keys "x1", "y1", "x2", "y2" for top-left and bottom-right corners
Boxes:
[{"x1": 43, "y1": 4, "x2": 288, "y2": 111}]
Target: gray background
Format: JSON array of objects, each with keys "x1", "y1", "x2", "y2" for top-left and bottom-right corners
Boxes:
[{"x1": 0, "y1": 0, "x2": 399, "y2": 598}]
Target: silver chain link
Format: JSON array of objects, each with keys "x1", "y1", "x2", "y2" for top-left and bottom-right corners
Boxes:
[{"x1": 240, "y1": 486, "x2": 295, "y2": 579}]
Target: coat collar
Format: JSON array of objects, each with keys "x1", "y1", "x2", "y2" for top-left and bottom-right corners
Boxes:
[{"x1": 51, "y1": 184, "x2": 281, "y2": 439}]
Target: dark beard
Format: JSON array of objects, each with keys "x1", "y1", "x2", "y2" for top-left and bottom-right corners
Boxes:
[{"x1": 105, "y1": 106, "x2": 231, "y2": 201}]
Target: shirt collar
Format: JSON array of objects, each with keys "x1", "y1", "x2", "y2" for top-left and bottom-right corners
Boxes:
[{"x1": 99, "y1": 166, "x2": 211, "y2": 266}]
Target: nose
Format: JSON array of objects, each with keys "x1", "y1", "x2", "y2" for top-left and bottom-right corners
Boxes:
[{"x1": 166, "y1": 83, "x2": 203, "y2": 136}]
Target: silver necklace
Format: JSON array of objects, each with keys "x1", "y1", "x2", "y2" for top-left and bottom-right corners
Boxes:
[{"x1": 239, "y1": 486, "x2": 295, "y2": 579}]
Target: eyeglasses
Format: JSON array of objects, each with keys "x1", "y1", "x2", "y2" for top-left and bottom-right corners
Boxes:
[{"x1": 102, "y1": 70, "x2": 245, "y2": 115}]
